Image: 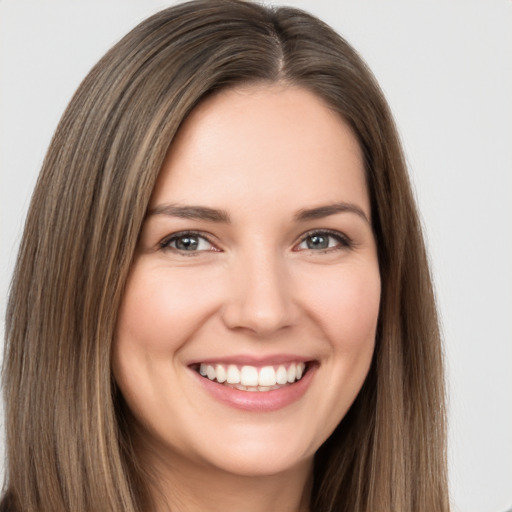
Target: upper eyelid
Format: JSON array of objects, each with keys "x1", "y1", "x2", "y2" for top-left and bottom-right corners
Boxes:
[
  {"x1": 296, "y1": 228, "x2": 351, "y2": 243},
  {"x1": 299, "y1": 228, "x2": 345, "y2": 238}
]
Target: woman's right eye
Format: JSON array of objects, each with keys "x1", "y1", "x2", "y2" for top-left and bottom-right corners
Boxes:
[{"x1": 160, "y1": 232, "x2": 217, "y2": 253}]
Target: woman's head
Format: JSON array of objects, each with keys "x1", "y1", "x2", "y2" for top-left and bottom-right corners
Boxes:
[
  {"x1": 3, "y1": 1, "x2": 448, "y2": 511},
  {"x1": 112, "y1": 82, "x2": 381, "y2": 490}
]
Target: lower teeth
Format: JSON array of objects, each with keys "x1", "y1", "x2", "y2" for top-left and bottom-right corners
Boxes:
[{"x1": 226, "y1": 383, "x2": 284, "y2": 392}]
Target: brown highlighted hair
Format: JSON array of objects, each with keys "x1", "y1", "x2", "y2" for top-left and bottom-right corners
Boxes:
[{"x1": 2, "y1": 1, "x2": 449, "y2": 510}]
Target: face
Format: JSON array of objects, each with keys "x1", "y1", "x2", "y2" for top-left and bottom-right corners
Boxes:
[{"x1": 113, "y1": 84, "x2": 380, "y2": 480}]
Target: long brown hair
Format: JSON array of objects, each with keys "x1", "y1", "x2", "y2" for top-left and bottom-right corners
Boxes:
[{"x1": 2, "y1": 1, "x2": 449, "y2": 510}]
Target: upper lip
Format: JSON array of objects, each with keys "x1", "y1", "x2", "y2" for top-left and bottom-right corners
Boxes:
[{"x1": 187, "y1": 354, "x2": 315, "y2": 367}]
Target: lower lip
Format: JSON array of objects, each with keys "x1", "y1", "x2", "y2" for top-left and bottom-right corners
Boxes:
[{"x1": 191, "y1": 365, "x2": 316, "y2": 412}]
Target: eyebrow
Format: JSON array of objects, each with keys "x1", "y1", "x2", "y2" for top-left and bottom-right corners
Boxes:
[
  {"x1": 147, "y1": 201, "x2": 369, "y2": 224},
  {"x1": 147, "y1": 204, "x2": 231, "y2": 223},
  {"x1": 294, "y1": 202, "x2": 370, "y2": 224}
]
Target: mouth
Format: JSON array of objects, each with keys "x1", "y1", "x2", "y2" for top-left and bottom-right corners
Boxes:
[{"x1": 191, "y1": 361, "x2": 311, "y2": 392}]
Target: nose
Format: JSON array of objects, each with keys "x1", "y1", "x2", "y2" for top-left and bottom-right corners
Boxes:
[{"x1": 221, "y1": 249, "x2": 298, "y2": 337}]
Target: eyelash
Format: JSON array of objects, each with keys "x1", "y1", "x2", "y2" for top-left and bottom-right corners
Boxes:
[
  {"x1": 295, "y1": 229, "x2": 353, "y2": 253},
  {"x1": 159, "y1": 230, "x2": 217, "y2": 256},
  {"x1": 159, "y1": 229, "x2": 353, "y2": 255}
]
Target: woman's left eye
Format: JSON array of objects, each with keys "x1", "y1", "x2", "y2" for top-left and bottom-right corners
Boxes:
[
  {"x1": 160, "y1": 232, "x2": 216, "y2": 253},
  {"x1": 295, "y1": 231, "x2": 350, "y2": 251}
]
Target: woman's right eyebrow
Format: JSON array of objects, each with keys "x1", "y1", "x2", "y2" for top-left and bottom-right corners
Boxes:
[{"x1": 147, "y1": 203, "x2": 231, "y2": 223}]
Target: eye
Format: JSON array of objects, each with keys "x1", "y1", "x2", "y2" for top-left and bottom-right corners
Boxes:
[
  {"x1": 295, "y1": 230, "x2": 351, "y2": 252},
  {"x1": 160, "y1": 231, "x2": 217, "y2": 253}
]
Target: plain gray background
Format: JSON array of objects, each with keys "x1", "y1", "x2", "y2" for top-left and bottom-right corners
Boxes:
[{"x1": 1, "y1": 1, "x2": 511, "y2": 510}]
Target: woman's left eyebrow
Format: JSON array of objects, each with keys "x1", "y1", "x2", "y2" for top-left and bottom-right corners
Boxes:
[
  {"x1": 294, "y1": 202, "x2": 370, "y2": 224},
  {"x1": 147, "y1": 204, "x2": 231, "y2": 223}
]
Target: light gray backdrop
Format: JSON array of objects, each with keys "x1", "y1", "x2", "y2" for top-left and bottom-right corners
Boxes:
[{"x1": 1, "y1": 1, "x2": 511, "y2": 510}]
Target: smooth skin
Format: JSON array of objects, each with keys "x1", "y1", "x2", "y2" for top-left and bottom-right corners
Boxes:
[{"x1": 113, "y1": 84, "x2": 381, "y2": 512}]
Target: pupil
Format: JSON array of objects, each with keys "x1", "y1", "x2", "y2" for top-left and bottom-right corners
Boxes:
[
  {"x1": 307, "y1": 235, "x2": 328, "y2": 249},
  {"x1": 176, "y1": 236, "x2": 198, "y2": 251}
]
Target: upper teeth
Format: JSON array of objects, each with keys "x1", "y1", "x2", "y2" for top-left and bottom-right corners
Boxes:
[{"x1": 198, "y1": 362, "x2": 306, "y2": 387}]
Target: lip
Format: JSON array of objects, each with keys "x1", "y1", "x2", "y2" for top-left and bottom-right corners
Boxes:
[
  {"x1": 190, "y1": 359, "x2": 317, "y2": 412},
  {"x1": 187, "y1": 354, "x2": 311, "y2": 367}
]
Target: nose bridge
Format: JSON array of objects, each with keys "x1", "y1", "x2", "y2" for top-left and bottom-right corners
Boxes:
[{"x1": 222, "y1": 243, "x2": 296, "y2": 335}]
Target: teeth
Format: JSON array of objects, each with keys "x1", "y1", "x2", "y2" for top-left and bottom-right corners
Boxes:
[
  {"x1": 198, "y1": 362, "x2": 307, "y2": 390},
  {"x1": 276, "y1": 365, "x2": 288, "y2": 385},
  {"x1": 240, "y1": 366, "x2": 259, "y2": 386},
  {"x1": 287, "y1": 364, "x2": 296, "y2": 383},
  {"x1": 258, "y1": 366, "x2": 276, "y2": 386},
  {"x1": 216, "y1": 364, "x2": 227, "y2": 383},
  {"x1": 226, "y1": 364, "x2": 240, "y2": 384}
]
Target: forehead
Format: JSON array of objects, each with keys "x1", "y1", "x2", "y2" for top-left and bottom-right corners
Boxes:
[{"x1": 151, "y1": 84, "x2": 369, "y2": 218}]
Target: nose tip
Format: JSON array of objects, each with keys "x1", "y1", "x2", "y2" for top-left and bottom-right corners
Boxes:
[
  {"x1": 221, "y1": 257, "x2": 297, "y2": 336},
  {"x1": 224, "y1": 299, "x2": 291, "y2": 336}
]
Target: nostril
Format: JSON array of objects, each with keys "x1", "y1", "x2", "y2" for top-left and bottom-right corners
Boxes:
[{"x1": 221, "y1": 302, "x2": 297, "y2": 336}]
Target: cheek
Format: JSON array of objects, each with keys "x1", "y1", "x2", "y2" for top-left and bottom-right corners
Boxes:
[
  {"x1": 302, "y1": 263, "x2": 381, "y2": 349},
  {"x1": 115, "y1": 263, "x2": 219, "y2": 354},
  {"x1": 112, "y1": 262, "x2": 221, "y2": 431}
]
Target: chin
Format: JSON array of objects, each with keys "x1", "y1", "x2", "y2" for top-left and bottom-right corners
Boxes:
[
  {"x1": 188, "y1": 422, "x2": 322, "y2": 478},
  {"x1": 204, "y1": 447, "x2": 313, "y2": 479}
]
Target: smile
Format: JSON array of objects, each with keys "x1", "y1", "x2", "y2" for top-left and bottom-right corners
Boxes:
[
  {"x1": 190, "y1": 358, "x2": 317, "y2": 411},
  {"x1": 196, "y1": 362, "x2": 307, "y2": 391}
]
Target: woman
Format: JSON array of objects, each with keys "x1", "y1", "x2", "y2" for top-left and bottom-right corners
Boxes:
[{"x1": 1, "y1": 1, "x2": 449, "y2": 510}]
